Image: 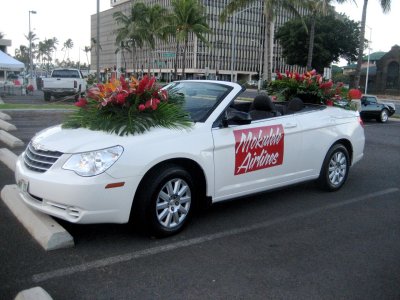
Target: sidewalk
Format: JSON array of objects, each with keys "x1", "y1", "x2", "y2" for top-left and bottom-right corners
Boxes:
[{"x1": 0, "y1": 90, "x2": 46, "y2": 104}]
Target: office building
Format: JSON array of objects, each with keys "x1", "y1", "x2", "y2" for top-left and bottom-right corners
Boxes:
[{"x1": 91, "y1": 0, "x2": 307, "y2": 81}]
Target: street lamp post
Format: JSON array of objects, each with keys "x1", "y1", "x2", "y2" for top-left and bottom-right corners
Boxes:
[
  {"x1": 365, "y1": 25, "x2": 372, "y2": 94},
  {"x1": 230, "y1": 4, "x2": 261, "y2": 83},
  {"x1": 96, "y1": 0, "x2": 100, "y2": 82},
  {"x1": 28, "y1": 10, "x2": 37, "y2": 80},
  {"x1": 257, "y1": 38, "x2": 263, "y2": 92}
]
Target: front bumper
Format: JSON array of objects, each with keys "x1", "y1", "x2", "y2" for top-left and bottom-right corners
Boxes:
[{"x1": 15, "y1": 155, "x2": 141, "y2": 224}]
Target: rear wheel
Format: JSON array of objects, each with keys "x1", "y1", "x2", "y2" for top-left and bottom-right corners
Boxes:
[
  {"x1": 378, "y1": 109, "x2": 389, "y2": 123},
  {"x1": 318, "y1": 144, "x2": 350, "y2": 191},
  {"x1": 133, "y1": 164, "x2": 195, "y2": 237},
  {"x1": 44, "y1": 92, "x2": 51, "y2": 101}
]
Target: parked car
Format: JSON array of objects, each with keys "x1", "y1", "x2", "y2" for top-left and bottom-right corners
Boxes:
[
  {"x1": 360, "y1": 95, "x2": 396, "y2": 123},
  {"x1": 15, "y1": 80, "x2": 365, "y2": 237}
]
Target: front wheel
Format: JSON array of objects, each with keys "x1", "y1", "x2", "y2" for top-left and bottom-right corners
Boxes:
[
  {"x1": 44, "y1": 92, "x2": 51, "y2": 101},
  {"x1": 133, "y1": 164, "x2": 195, "y2": 237},
  {"x1": 318, "y1": 144, "x2": 350, "y2": 192},
  {"x1": 378, "y1": 109, "x2": 389, "y2": 123}
]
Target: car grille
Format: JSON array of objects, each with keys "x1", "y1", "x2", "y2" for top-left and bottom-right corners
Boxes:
[{"x1": 23, "y1": 142, "x2": 63, "y2": 173}]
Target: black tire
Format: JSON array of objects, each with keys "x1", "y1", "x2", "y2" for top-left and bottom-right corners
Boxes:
[
  {"x1": 133, "y1": 164, "x2": 196, "y2": 237},
  {"x1": 44, "y1": 92, "x2": 51, "y2": 101},
  {"x1": 378, "y1": 109, "x2": 389, "y2": 123},
  {"x1": 318, "y1": 144, "x2": 350, "y2": 192}
]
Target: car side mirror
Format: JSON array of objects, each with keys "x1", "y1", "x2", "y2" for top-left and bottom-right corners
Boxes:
[{"x1": 221, "y1": 110, "x2": 252, "y2": 127}]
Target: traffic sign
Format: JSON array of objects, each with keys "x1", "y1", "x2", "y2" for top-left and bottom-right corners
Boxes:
[{"x1": 162, "y1": 52, "x2": 176, "y2": 58}]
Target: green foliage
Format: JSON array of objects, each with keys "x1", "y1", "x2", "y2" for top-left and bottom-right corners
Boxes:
[
  {"x1": 275, "y1": 13, "x2": 360, "y2": 72},
  {"x1": 63, "y1": 76, "x2": 192, "y2": 136}
]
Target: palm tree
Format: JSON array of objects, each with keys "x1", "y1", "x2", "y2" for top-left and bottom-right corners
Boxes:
[
  {"x1": 83, "y1": 46, "x2": 91, "y2": 70},
  {"x1": 352, "y1": 0, "x2": 391, "y2": 88},
  {"x1": 62, "y1": 38, "x2": 74, "y2": 61},
  {"x1": 25, "y1": 31, "x2": 38, "y2": 74},
  {"x1": 114, "y1": 3, "x2": 148, "y2": 74},
  {"x1": 41, "y1": 38, "x2": 58, "y2": 71},
  {"x1": 141, "y1": 4, "x2": 169, "y2": 75},
  {"x1": 167, "y1": 0, "x2": 211, "y2": 79},
  {"x1": 221, "y1": 0, "x2": 300, "y2": 82},
  {"x1": 301, "y1": 0, "x2": 349, "y2": 70},
  {"x1": 14, "y1": 45, "x2": 30, "y2": 66}
]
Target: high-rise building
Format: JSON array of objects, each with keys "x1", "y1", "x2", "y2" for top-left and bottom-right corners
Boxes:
[{"x1": 91, "y1": 0, "x2": 306, "y2": 82}]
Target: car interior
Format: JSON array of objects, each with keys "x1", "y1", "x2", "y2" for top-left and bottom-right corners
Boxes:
[{"x1": 230, "y1": 95, "x2": 307, "y2": 121}]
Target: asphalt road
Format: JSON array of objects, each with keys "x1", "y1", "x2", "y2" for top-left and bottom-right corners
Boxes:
[{"x1": 0, "y1": 97, "x2": 399, "y2": 299}]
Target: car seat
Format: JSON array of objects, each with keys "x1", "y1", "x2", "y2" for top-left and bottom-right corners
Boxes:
[
  {"x1": 286, "y1": 97, "x2": 304, "y2": 114},
  {"x1": 249, "y1": 95, "x2": 280, "y2": 120}
]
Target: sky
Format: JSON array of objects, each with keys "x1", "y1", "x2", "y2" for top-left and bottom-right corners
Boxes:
[
  {"x1": 0, "y1": 0, "x2": 111, "y2": 63},
  {"x1": 334, "y1": 0, "x2": 400, "y2": 63},
  {"x1": 0, "y1": 0, "x2": 399, "y2": 66}
]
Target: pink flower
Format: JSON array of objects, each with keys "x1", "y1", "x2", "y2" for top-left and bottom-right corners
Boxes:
[
  {"x1": 160, "y1": 89, "x2": 168, "y2": 101},
  {"x1": 116, "y1": 93, "x2": 127, "y2": 105},
  {"x1": 75, "y1": 98, "x2": 88, "y2": 108},
  {"x1": 138, "y1": 104, "x2": 145, "y2": 111},
  {"x1": 326, "y1": 100, "x2": 334, "y2": 106}
]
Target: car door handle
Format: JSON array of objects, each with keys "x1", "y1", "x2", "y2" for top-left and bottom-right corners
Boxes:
[{"x1": 284, "y1": 123, "x2": 297, "y2": 128}]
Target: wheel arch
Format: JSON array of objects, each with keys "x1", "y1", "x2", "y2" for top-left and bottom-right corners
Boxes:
[
  {"x1": 133, "y1": 158, "x2": 210, "y2": 210},
  {"x1": 332, "y1": 138, "x2": 353, "y2": 164}
]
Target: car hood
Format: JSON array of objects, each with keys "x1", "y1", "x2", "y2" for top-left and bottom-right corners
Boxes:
[{"x1": 30, "y1": 124, "x2": 195, "y2": 153}]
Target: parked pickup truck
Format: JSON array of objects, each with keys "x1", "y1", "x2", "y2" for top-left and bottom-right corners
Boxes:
[{"x1": 42, "y1": 68, "x2": 87, "y2": 101}]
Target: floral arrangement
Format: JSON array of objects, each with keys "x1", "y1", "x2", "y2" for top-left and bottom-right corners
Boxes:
[
  {"x1": 26, "y1": 84, "x2": 34, "y2": 93},
  {"x1": 267, "y1": 69, "x2": 350, "y2": 106},
  {"x1": 62, "y1": 75, "x2": 192, "y2": 136}
]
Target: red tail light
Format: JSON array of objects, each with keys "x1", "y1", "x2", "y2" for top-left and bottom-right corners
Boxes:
[
  {"x1": 74, "y1": 80, "x2": 77, "y2": 88},
  {"x1": 358, "y1": 116, "x2": 364, "y2": 128}
]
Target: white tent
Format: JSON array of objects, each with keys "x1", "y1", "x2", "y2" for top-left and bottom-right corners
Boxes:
[{"x1": 0, "y1": 49, "x2": 25, "y2": 71}]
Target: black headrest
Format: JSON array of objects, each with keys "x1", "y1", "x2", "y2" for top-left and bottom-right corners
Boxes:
[
  {"x1": 287, "y1": 97, "x2": 304, "y2": 112},
  {"x1": 252, "y1": 95, "x2": 274, "y2": 111}
]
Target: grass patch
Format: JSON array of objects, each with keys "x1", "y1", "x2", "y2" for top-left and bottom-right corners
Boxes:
[{"x1": 0, "y1": 103, "x2": 76, "y2": 110}]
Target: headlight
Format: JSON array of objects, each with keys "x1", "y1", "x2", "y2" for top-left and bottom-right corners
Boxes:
[{"x1": 63, "y1": 145, "x2": 124, "y2": 177}]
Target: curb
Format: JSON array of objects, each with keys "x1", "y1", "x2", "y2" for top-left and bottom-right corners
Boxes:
[
  {"x1": 1, "y1": 185, "x2": 74, "y2": 251},
  {"x1": 0, "y1": 110, "x2": 12, "y2": 120},
  {"x1": 0, "y1": 129, "x2": 24, "y2": 147},
  {"x1": 0, "y1": 148, "x2": 17, "y2": 172},
  {"x1": 15, "y1": 287, "x2": 52, "y2": 300},
  {"x1": 0, "y1": 118, "x2": 17, "y2": 131}
]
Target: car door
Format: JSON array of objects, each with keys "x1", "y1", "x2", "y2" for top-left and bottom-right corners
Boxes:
[
  {"x1": 212, "y1": 114, "x2": 303, "y2": 202},
  {"x1": 361, "y1": 96, "x2": 380, "y2": 118}
]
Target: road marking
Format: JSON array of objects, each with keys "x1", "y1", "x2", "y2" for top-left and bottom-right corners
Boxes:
[{"x1": 32, "y1": 187, "x2": 399, "y2": 283}]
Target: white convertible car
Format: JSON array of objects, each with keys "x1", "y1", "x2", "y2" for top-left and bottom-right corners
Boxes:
[{"x1": 15, "y1": 80, "x2": 365, "y2": 237}]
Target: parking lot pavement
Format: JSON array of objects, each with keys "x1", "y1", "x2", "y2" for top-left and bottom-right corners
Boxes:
[{"x1": 1, "y1": 92, "x2": 400, "y2": 299}]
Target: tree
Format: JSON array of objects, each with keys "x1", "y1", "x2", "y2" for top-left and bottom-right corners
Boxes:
[
  {"x1": 62, "y1": 39, "x2": 74, "y2": 61},
  {"x1": 352, "y1": 0, "x2": 391, "y2": 88},
  {"x1": 167, "y1": 0, "x2": 211, "y2": 79},
  {"x1": 14, "y1": 45, "x2": 30, "y2": 66},
  {"x1": 221, "y1": 0, "x2": 300, "y2": 82},
  {"x1": 113, "y1": 2, "x2": 151, "y2": 75},
  {"x1": 25, "y1": 31, "x2": 38, "y2": 73},
  {"x1": 83, "y1": 46, "x2": 91, "y2": 70},
  {"x1": 275, "y1": 14, "x2": 360, "y2": 72},
  {"x1": 300, "y1": 0, "x2": 348, "y2": 70}
]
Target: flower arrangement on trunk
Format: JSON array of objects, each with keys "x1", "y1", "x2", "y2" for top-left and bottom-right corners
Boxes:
[
  {"x1": 267, "y1": 69, "x2": 357, "y2": 107},
  {"x1": 62, "y1": 75, "x2": 192, "y2": 136}
]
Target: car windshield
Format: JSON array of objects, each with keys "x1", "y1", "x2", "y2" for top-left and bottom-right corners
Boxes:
[{"x1": 164, "y1": 82, "x2": 233, "y2": 122}]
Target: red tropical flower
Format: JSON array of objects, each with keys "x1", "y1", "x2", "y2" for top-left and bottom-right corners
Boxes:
[{"x1": 75, "y1": 98, "x2": 88, "y2": 108}]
